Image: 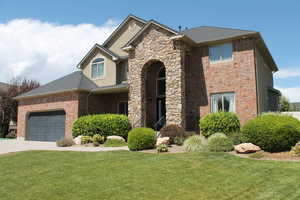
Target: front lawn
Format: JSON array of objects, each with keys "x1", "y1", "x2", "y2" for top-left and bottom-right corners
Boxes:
[{"x1": 1, "y1": 151, "x2": 300, "y2": 200}]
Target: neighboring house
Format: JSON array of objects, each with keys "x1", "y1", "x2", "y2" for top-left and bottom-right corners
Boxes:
[
  {"x1": 15, "y1": 14, "x2": 280, "y2": 141},
  {"x1": 291, "y1": 102, "x2": 300, "y2": 111}
]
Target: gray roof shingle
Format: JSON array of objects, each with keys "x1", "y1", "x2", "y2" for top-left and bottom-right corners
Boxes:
[
  {"x1": 15, "y1": 71, "x2": 98, "y2": 99},
  {"x1": 181, "y1": 26, "x2": 257, "y2": 44}
]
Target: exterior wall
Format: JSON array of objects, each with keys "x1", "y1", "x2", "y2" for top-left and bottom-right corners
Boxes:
[
  {"x1": 186, "y1": 38, "x2": 258, "y2": 126},
  {"x1": 255, "y1": 47, "x2": 274, "y2": 112},
  {"x1": 82, "y1": 49, "x2": 116, "y2": 87},
  {"x1": 128, "y1": 25, "x2": 187, "y2": 128},
  {"x1": 17, "y1": 92, "x2": 80, "y2": 139},
  {"x1": 105, "y1": 19, "x2": 144, "y2": 56}
]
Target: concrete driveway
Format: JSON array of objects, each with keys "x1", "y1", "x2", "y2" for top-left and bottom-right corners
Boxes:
[{"x1": 0, "y1": 139, "x2": 128, "y2": 155}]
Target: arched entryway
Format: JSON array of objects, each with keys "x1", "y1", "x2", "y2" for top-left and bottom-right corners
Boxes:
[{"x1": 142, "y1": 60, "x2": 166, "y2": 130}]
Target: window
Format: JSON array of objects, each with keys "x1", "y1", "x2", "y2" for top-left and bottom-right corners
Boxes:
[
  {"x1": 91, "y1": 58, "x2": 104, "y2": 78},
  {"x1": 209, "y1": 43, "x2": 233, "y2": 63},
  {"x1": 157, "y1": 67, "x2": 166, "y2": 97},
  {"x1": 211, "y1": 93, "x2": 235, "y2": 113},
  {"x1": 118, "y1": 102, "x2": 128, "y2": 115}
]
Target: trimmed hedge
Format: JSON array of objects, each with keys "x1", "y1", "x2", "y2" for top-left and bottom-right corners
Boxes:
[
  {"x1": 207, "y1": 133, "x2": 234, "y2": 152},
  {"x1": 72, "y1": 114, "x2": 131, "y2": 139},
  {"x1": 241, "y1": 114, "x2": 300, "y2": 152},
  {"x1": 128, "y1": 127, "x2": 156, "y2": 151},
  {"x1": 200, "y1": 112, "x2": 240, "y2": 137}
]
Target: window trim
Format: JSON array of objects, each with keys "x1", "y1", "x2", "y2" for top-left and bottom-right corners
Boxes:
[
  {"x1": 210, "y1": 92, "x2": 236, "y2": 113},
  {"x1": 91, "y1": 58, "x2": 105, "y2": 80},
  {"x1": 209, "y1": 43, "x2": 233, "y2": 64},
  {"x1": 117, "y1": 101, "x2": 128, "y2": 115}
]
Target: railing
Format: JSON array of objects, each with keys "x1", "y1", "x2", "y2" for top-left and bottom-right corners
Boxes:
[{"x1": 153, "y1": 115, "x2": 166, "y2": 131}]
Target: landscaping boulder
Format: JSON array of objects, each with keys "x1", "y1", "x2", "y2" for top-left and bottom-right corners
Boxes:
[
  {"x1": 234, "y1": 143, "x2": 261, "y2": 153},
  {"x1": 156, "y1": 137, "x2": 170, "y2": 146},
  {"x1": 107, "y1": 135, "x2": 125, "y2": 142},
  {"x1": 73, "y1": 135, "x2": 82, "y2": 145}
]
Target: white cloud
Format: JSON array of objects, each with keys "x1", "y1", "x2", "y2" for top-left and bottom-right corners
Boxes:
[
  {"x1": 274, "y1": 67, "x2": 300, "y2": 79},
  {"x1": 276, "y1": 87, "x2": 300, "y2": 102},
  {"x1": 0, "y1": 18, "x2": 118, "y2": 84}
]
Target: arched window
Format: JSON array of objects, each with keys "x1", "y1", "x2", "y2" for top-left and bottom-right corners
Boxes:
[
  {"x1": 91, "y1": 58, "x2": 104, "y2": 78},
  {"x1": 156, "y1": 67, "x2": 166, "y2": 97}
]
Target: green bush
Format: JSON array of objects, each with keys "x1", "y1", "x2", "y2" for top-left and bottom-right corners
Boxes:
[
  {"x1": 227, "y1": 132, "x2": 242, "y2": 145},
  {"x1": 159, "y1": 124, "x2": 185, "y2": 143},
  {"x1": 72, "y1": 114, "x2": 131, "y2": 139},
  {"x1": 157, "y1": 144, "x2": 168, "y2": 153},
  {"x1": 103, "y1": 139, "x2": 127, "y2": 147},
  {"x1": 183, "y1": 135, "x2": 208, "y2": 152},
  {"x1": 92, "y1": 134, "x2": 105, "y2": 144},
  {"x1": 173, "y1": 136, "x2": 184, "y2": 146},
  {"x1": 207, "y1": 133, "x2": 234, "y2": 152},
  {"x1": 128, "y1": 127, "x2": 156, "y2": 151},
  {"x1": 81, "y1": 136, "x2": 92, "y2": 144},
  {"x1": 241, "y1": 114, "x2": 300, "y2": 152},
  {"x1": 56, "y1": 137, "x2": 75, "y2": 147},
  {"x1": 200, "y1": 112, "x2": 240, "y2": 137}
]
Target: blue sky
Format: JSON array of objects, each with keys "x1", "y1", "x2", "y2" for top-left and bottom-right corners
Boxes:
[{"x1": 0, "y1": 0, "x2": 299, "y2": 101}]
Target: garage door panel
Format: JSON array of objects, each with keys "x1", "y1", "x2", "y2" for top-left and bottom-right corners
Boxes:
[{"x1": 26, "y1": 110, "x2": 66, "y2": 142}]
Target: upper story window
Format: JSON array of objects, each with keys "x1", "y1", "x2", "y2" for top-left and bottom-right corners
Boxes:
[
  {"x1": 91, "y1": 58, "x2": 104, "y2": 79},
  {"x1": 209, "y1": 43, "x2": 233, "y2": 63},
  {"x1": 211, "y1": 92, "x2": 235, "y2": 113}
]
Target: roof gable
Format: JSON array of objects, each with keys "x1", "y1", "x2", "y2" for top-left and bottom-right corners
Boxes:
[
  {"x1": 123, "y1": 20, "x2": 178, "y2": 48},
  {"x1": 102, "y1": 14, "x2": 147, "y2": 47}
]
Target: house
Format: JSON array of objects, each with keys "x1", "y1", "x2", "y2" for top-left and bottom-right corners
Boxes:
[{"x1": 15, "y1": 14, "x2": 280, "y2": 141}]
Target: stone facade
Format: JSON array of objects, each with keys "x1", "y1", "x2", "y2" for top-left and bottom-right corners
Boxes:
[
  {"x1": 127, "y1": 24, "x2": 187, "y2": 128},
  {"x1": 17, "y1": 92, "x2": 80, "y2": 139}
]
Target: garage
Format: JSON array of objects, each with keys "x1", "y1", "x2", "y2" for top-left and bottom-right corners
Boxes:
[{"x1": 26, "y1": 110, "x2": 66, "y2": 141}]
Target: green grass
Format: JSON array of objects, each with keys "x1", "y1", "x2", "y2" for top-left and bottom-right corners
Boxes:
[
  {"x1": 103, "y1": 139, "x2": 127, "y2": 147},
  {"x1": 1, "y1": 151, "x2": 300, "y2": 200}
]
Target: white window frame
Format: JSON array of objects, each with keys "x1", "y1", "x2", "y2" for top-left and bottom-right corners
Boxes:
[
  {"x1": 91, "y1": 58, "x2": 105, "y2": 79},
  {"x1": 209, "y1": 43, "x2": 233, "y2": 64},
  {"x1": 211, "y1": 92, "x2": 235, "y2": 113}
]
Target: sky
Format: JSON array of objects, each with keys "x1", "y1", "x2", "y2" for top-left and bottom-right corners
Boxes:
[{"x1": 0, "y1": 0, "x2": 299, "y2": 101}]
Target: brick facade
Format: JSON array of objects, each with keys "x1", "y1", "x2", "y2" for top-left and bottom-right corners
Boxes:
[{"x1": 17, "y1": 92, "x2": 80, "y2": 139}]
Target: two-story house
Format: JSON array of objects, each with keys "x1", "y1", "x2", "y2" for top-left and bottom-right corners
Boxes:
[{"x1": 15, "y1": 15, "x2": 280, "y2": 142}]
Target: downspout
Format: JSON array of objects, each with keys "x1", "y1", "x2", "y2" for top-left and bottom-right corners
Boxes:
[{"x1": 254, "y1": 41, "x2": 260, "y2": 115}]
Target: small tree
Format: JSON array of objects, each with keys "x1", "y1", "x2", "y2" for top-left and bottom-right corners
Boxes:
[
  {"x1": 0, "y1": 78, "x2": 39, "y2": 137},
  {"x1": 279, "y1": 95, "x2": 292, "y2": 112}
]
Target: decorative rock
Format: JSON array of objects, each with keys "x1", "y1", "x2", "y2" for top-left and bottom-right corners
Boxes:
[
  {"x1": 107, "y1": 136, "x2": 125, "y2": 142},
  {"x1": 234, "y1": 143, "x2": 261, "y2": 153},
  {"x1": 74, "y1": 135, "x2": 82, "y2": 145},
  {"x1": 156, "y1": 137, "x2": 170, "y2": 146}
]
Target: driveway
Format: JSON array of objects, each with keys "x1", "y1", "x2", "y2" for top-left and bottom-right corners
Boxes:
[{"x1": 0, "y1": 139, "x2": 129, "y2": 155}]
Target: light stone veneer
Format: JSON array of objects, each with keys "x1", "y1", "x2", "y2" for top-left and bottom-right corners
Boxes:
[{"x1": 127, "y1": 24, "x2": 189, "y2": 128}]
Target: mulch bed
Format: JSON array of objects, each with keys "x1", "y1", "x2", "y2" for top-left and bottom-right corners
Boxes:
[{"x1": 230, "y1": 151, "x2": 300, "y2": 162}]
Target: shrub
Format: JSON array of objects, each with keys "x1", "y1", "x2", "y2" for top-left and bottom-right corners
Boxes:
[
  {"x1": 157, "y1": 144, "x2": 168, "y2": 153},
  {"x1": 200, "y1": 112, "x2": 240, "y2": 137},
  {"x1": 290, "y1": 142, "x2": 300, "y2": 156},
  {"x1": 207, "y1": 133, "x2": 234, "y2": 152},
  {"x1": 6, "y1": 131, "x2": 16, "y2": 139},
  {"x1": 159, "y1": 124, "x2": 185, "y2": 143},
  {"x1": 241, "y1": 114, "x2": 300, "y2": 152},
  {"x1": 103, "y1": 139, "x2": 127, "y2": 147},
  {"x1": 81, "y1": 136, "x2": 92, "y2": 144},
  {"x1": 183, "y1": 135, "x2": 208, "y2": 152},
  {"x1": 92, "y1": 134, "x2": 105, "y2": 144},
  {"x1": 173, "y1": 136, "x2": 184, "y2": 146},
  {"x1": 72, "y1": 114, "x2": 131, "y2": 139},
  {"x1": 227, "y1": 132, "x2": 242, "y2": 145},
  {"x1": 128, "y1": 127, "x2": 156, "y2": 151},
  {"x1": 56, "y1": 137, "x2": 75, "y2": 147}
]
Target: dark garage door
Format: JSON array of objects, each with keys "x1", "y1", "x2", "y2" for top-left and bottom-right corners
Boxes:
[{"x1": 26, "y1": 110, "x2": 66, "y2": 142}]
